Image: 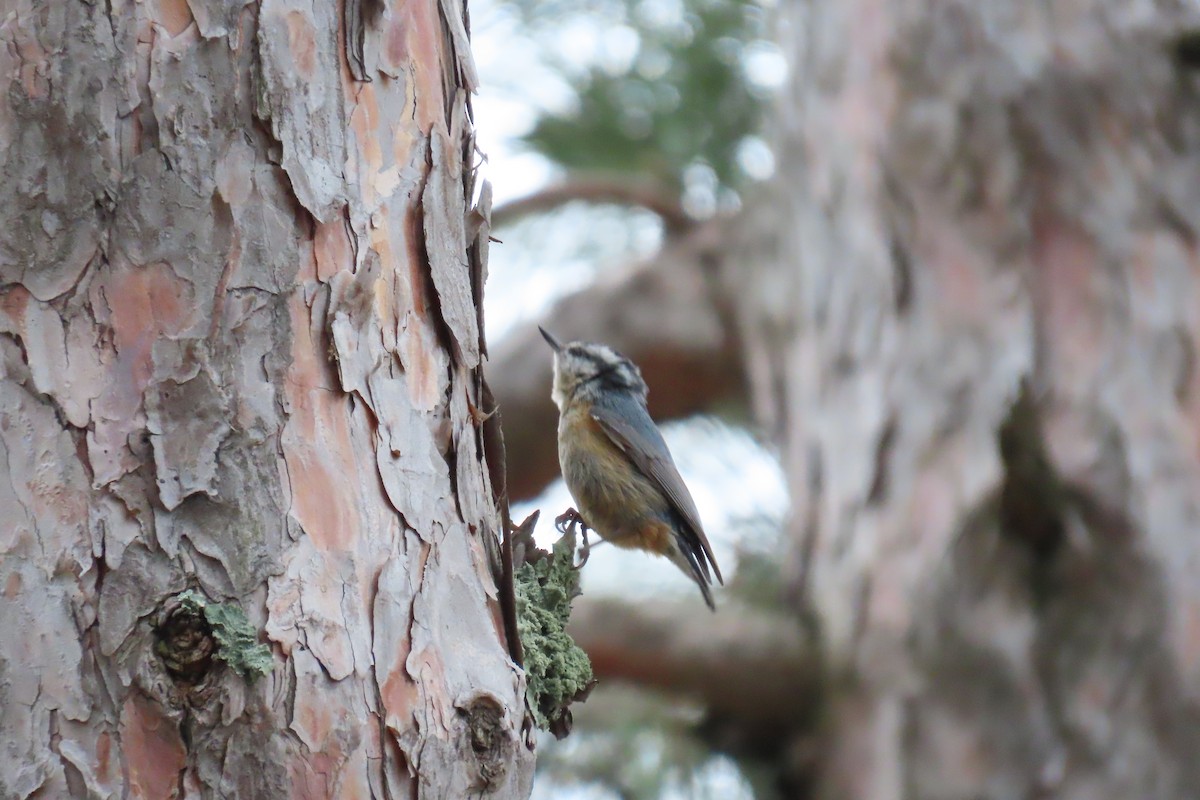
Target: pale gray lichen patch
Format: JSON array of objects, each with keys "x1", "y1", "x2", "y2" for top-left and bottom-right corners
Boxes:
[
  {"x1": 164, "y1": 590, "x2": 274, "y2": 681},
  {"x1": 513, "y1": 529, "x2": 594, "y2": 735}
]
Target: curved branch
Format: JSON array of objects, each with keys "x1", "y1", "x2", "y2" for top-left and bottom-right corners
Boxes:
[
  {"x1": 490, "y1": 175, "x2": 694, "y2": 234},
  {"x1": 487, "y1": 221, "x2": 747, "y2": 501},
  {"x1": 568, "y1": 596, "x2": 819, "y2": 732}
]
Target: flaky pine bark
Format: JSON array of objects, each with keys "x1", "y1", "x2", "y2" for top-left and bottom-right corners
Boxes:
[{"x1": 0, "y1": 1, "x2": 532, "y2": 798}]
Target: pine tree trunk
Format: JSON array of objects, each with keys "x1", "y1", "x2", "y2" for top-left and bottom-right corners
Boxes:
[
  {"x1": 0, "y1": 1, "x2": 533, "y2": 797},
  {"x1": 733, "y1": 0, "x2": 1200, "y2": 795}
]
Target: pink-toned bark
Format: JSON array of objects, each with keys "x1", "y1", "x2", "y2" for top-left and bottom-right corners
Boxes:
[{"x1": 0, "y1": 0, "x2": 532, "y2": 797}]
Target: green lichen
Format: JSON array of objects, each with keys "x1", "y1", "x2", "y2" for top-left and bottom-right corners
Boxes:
[
  {"x1": 176, "y1": 590, "x2": 274, "y2": 681},
  {"x1": 514, "y1": 530, "x2": 594, "y2": 731}
]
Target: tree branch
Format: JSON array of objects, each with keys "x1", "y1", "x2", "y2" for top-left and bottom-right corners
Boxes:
[
  {"x1": 490, "y1": 175, "x2": 694, "y2": 234},
  {"x1": 487, "y1": 222, "x2": 747, "y2": 501},
  {"x1": 569, "y1": 596, "x2": 819, "y2": 733}
]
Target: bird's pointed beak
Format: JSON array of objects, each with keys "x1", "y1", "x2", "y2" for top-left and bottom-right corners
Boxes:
[{"x1": 538, "y1": 326, "x2": 562, "y2": 352}]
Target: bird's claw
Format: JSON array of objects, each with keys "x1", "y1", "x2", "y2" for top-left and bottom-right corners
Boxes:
[
  {"x1": 555, "y1": 508, "x2": 586, "y2": 534},
  {"x1": 556, "y1": 508, "x2": 592, "y2": 569}
]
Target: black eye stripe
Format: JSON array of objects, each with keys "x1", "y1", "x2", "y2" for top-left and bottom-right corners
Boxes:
[
  {"x1": 568, "y1": 362, "x2": 621, "y2": 401},
  {"x1": 566, "y1": 345, "x2": 618, "y2": 370},
  {"x1": 582, "y1": 352, "x2": 612, "y2": 369}
]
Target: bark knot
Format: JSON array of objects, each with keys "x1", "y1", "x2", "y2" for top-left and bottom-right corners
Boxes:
[
  {"x1": 459, "y1": 694, "x2": 513, "y2": 792},
  {"x1": 154, "y1": 590, "x2": 273, "y2": 685},
  {"x1": 997, "y1": 379, "x2": 1066, "y2": 558},
  {"x1": 155, "y1": 592, "x2": 217, "y2": 684}
]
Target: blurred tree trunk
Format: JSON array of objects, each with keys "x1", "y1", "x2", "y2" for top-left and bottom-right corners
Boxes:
[
  {"x1": 0, "y1": 1, "x2": 532, "y2": 798},
  {"x1": 492, "y1": 1, "x2": 1200, "y2": 797},
  {"x1": 733, "y1": 0, "x2": 1200, "y2": 795}
]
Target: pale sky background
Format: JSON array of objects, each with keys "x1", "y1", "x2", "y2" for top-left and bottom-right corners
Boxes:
[{"x1": 468, "y1": 0, "x2": 788, "y2": 794}]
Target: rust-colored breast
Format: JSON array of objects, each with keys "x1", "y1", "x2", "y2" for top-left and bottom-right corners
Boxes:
[{"x1": 558, "y1": 403, "x2": 670, "y2": 546}]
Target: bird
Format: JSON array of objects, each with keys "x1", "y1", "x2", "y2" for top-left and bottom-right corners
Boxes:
[{"x1": 539, "y1": 326, "x2": 723, "y2": 610}]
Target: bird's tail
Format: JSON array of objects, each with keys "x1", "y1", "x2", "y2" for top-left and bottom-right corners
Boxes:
[{"x1": 664, "y1": 536, "x2": 717, "y2": 611}]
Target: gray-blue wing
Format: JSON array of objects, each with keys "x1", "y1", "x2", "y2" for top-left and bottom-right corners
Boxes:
[{"x1": 590, "y1": 395, "x2": 724, "y2": 585}]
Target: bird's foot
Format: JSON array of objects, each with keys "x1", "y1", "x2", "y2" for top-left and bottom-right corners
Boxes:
[
  {"x1": 556, "y1": 508, "x2": 592, "y2": 569},
  {"x1": 555, "y1": 507, "x2": 588, "y2": 534}
]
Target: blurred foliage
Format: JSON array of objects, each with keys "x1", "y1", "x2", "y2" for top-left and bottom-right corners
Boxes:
[{"x1": 508, "y1": 0, "x2": 775, "y2": 200}]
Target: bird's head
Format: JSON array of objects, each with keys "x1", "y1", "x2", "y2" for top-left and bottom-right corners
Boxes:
[{"x1": 539, "y1": 327, "x2": 648, "y2": 410}]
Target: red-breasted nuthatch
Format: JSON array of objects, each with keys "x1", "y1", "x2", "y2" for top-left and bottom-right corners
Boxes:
[{"x1": 539, "y1": 327, "x2": 724, "y2": 610}]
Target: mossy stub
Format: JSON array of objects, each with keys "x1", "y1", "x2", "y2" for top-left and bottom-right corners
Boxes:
[
  {"x1": 514, "y1": 530, "x2": 594, "y2": 733},
  {"x1": 173, "y1": 590, "x2": 274, "y2": 681}
]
